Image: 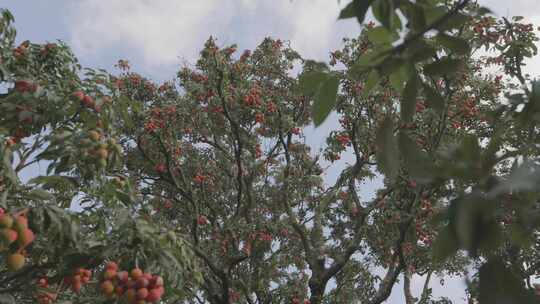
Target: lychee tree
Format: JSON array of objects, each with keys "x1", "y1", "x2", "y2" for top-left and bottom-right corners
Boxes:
[
  {"x1": 2, "y1": 0, "x2": 540, "y2": 303},
  {"x1": 0, "y1": 9, "x2": 197, "y2": 304}
]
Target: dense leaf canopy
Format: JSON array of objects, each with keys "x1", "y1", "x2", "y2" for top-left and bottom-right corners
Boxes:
[{"x1": 1, "y1": 1, "x2": 540, "y2": 303}]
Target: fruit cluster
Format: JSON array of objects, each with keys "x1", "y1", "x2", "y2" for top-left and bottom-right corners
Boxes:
[
  {"x1": 0, "y1": 210, "x2": 35, "y2": 271},
  {"x1": 72, "y1": 91, "x2": 101, "y2": 112},
  {"x1": 100, "y1": 262, "x2": 165, "y2": 303},
  {"x1": 14, "y1": 79, "x2": 38, "y2": 94},
  {"x1": 36, "y1": 277, "x2": 57, "y2": 304},
  {"x1": 63, "y1": 267, "x2": 92, "y2": 293},
  {"x1": 79, "y1": 130, "x2": 121, "y2": 169}
]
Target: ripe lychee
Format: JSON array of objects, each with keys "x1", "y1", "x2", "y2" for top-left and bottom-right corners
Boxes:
[{"x1": 7, "y1": 253, "x2": 25, "y2": 271}]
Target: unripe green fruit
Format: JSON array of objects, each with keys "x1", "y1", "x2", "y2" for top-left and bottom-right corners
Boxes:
[
  {"x1": 97, "y1": 158, "x2": 107, "y2": 168},
  {"x1": 13, "y1": 216, "x2": 28, "y2": 233},
  {"x1": 0, "y1": 214, "x2": 13, "y2": 228},
  {"x1": 79, "y1": 138, "x2": 93, "y2": 147},
  {"x1": 7, "y1": 253, "x2": 25, "y2": 271},
  {"x1": 113, "y1": 144, "x2": 123, "y2": 154},
  {"x1": 18, "y1": 228, "x2": 35, "y2": 247},
  {"x1": 98, "y1": 143, "x2": 108, "y2": 149},
  {"x1": 100, "y1": 280, "x2": 114, "y2": 295},
  {"x1": 88, "y1": 130, "x2": 101, "y2": 142}
]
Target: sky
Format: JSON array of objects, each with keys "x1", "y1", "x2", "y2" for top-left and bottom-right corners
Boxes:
[{"x1": 3, "y1": 0, "x2": 540, "y2": 303}]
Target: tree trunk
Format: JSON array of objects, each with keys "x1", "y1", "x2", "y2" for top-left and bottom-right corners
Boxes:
[
  {"x1": 309, "y1": 278, "x2": 326, "y2": 304},
  {"x1": 404, "y1": 271, "x2": 416, "y2": 304}
]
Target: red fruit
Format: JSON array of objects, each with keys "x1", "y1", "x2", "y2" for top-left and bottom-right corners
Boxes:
[
  {"x1": 126, "y1": 279, "x2": 136, "y2": 289},
  {"x1": 72, "y1": 91, "x2": 85, "y2": 102},
  {"x1": 136, "y1": 288, "x2": 149, "y2": 300},
  {"x1": 81, "y1": 276, "x2": 90, "y2": 284},
  {"x1": 130, "y1": 268, "x2": 143, "y2": 280},
  {"x1": 37, "y1": 277, "x2": 48, "y2": 288},
  {"x1": 7, "y1": 253, "x2": 25, "y2": 271},
  {"x1": 1, "y1": 228, "x2": 18, "y2": 244},
  {"x1": 104, "y1": 269, "x2": 117, "y2": 280},
  {"x1": 154, "y1": 286, "x2": 164, "y2": 297},
  {"x1": 146, "y1": 288, "x2": 162, "y2": 302},
  {"x1": 154, "y1": 163, "x2": 166, "y2": 174},
  {"x1": 143, "y1": 272, "x2": 152, "y2": 280},
  {"x1": 82, "y1": 95, "x2": 95, "y2": 107},
  {"x1": 18, "y1": 228, "x2": 35, "y2": 247},
  {"x1": 407, "y1": 180, "x2": 417, "y2": 188},
  {"x1": 100, "y1": 280, "x2": 114, "y2": 295},
  {"x1": 197, "y1": 215, "x2": 208, "y2": 225},
  {"x1": 117, "y1": 270, "x2": 129, "y2": 283},
  {"x1": 152, "y1": 276, "x2": 164, "y2": 287},
  {"x1": 106, "y1": 261, "x2": 118, "y2": 270},
  {"x1": 73, "y1": 274, "x2": 82, "y2": 283},
  {"x1": 115, "y1": 285, "x2": 125, "y2": 296},
  {"x1": 63, "y1": 276, "x2": 73, "y2": 285},
  {"x1": 14, "y1": 80, "x2": 31, "y2": 93},
  {"x1": 0, "y1": 214, "x2": 13, "y2": 228},
  {"x1": 72, "y1": 281, "x2": 82, "y2": 293},
  {"x1": 136, "y1": 277, "x2": 149, "y2": 289},
  {"x1": 5, "y1": 138, "x2": 15, "y2": 147}
]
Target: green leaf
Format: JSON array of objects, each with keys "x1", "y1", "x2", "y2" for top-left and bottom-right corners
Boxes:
[
  {"x1": 363, "y1": 69, "x2": 381, "y2": 96},
  {"x1": 398, "y1": 132, "x2": 436, "y2": 183},
  {"x1": 388, "y1": 64, "x2": 408, "y2": 92},
  {"x1": 423, "y1": 83, "x2": 445, "y2": 114},
  {"x1": 372, "y1": 0, "x2": 392, "y2": 30},
  {"x1": 367, "y1": 26, "x2": 398, "y2": 44},
  {"x1": 431, "y1": 225, "x2": 459, "y2": 264},
  {"x1": 339, "y1": 0, "x2": 375, "y2": 24},
  {"x1": 451, "y1": 194, "x2": 502, "y2": 255},
  {"x1": 299, "y1": 70, "x2": 328, "y2": 96},
  {"x1": 26, "y1": 189, "x2": 55, "y2": 201},
  {"x1": 438, "y1": 12, "x2": 469, "y2": 31},
  {"x1": 401, "y1": 75, "x2": 418, "y2": 122},
  {"x1": 406, "y1": 39, "x2": 437, "y2": 63},
  {"x1": 353, "y1": 49, "x2": 390, "y2": 72},
  {"x1": 313, "y1": 74, "x2": 340, "y2": 126},
  {"x1": 423, "y1": 57, "x2": 464, "y2": 76},
  {"x1": 437, "y1": 33, "x2": 470, "y2": 55},
  {"x1": 0, "y1": 295, "x2": 16, "y2": 304},
  {"x1": 479, "y1": 260, "x2": 538, "y2": 304},
  {"x1": 375, "y1": 117, "x2": 399, "y2": 180},
  {"x1": 400, "y1": 2, "x2": 426, "y2": 32},
  {"x1": 2, "y1": 148, "x2": 17, "y2": 185}
]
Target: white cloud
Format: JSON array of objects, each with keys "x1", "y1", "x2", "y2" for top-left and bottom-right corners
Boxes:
[
  {"x1": 67, "y1": 0, "x2": 360, "y2": 72},
  {"x1": 68, "y1": 0, "x2": 230, "y2": 69}
]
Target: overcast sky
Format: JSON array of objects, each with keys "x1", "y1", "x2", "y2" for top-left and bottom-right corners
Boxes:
[{"x1": 3, "y1": 1, "x2": 540, "y2": 303}]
